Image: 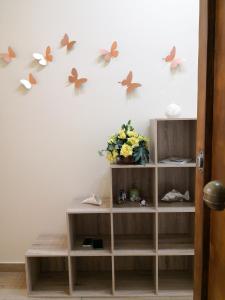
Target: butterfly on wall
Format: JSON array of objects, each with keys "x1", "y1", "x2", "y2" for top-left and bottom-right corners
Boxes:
[
  {"x1": 32, "y1": 46, "x2": 53, "y2": 66},
  {"x1": 100, "y1": 41, "x2": 119, "y2": 63},
  {"x1": 0, "y1": 46, "x2": 16, "y2": 63},
  {"x1": 119, "y1": 71, "x2": 142, "y2": 93},
  {"x1": 68, "y1": 68, "x2": 87, "y2": 89},
  {"x1": 163, "y1": 46, "x2": 182, "y2": 69},
  {"x1": 61, "y1": 33, "x2": 76, "y2": 50},
  {"x1": 20, "y1": 73, "x2": 37, "y2": 90}
]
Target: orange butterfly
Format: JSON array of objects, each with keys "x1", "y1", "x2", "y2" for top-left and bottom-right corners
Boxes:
[
  {"x1": 163, "y1": 46, "x2": 182, "y2": 69},
  {"x1": 61, "y1": 33, "x2": 76, "y2": 50},
  {"x1": 100, "y1": 41, "x2": 119, "y2": 62},
  {"x1": 68, "y1": 68, "x2": 87, "y2": 89},
  {"x1": 33, "y1": 46, "x2": 53, "y2": 66},
  {"x1": 0, "y1": 46, "x2": 16, "y2": 63},
  {"x1": 20, "y1": 73, "x2": 37, "y2": 90},
  {"x1": 119, "y1": 71, "x2": 142, "y2": 93}
]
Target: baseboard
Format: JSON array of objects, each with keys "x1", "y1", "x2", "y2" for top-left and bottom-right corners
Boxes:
[{"x1": 0, "y1": 262, "x2": 25, "y2": 272}]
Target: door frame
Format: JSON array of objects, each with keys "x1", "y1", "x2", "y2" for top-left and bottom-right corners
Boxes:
[{"x1": 194, "y1": 0, "x2": 216, "y2": 299}]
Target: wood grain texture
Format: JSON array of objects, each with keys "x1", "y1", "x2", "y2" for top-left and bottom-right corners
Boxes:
[
  {"x1": 112, "y1": 168, "x2": 155, "y2": 207},
  {"x1": 194, "y1": 0, "x2": 215, "y2": 299},
  {"x1": 156, "y1": 120, "x2": 196, "y2": 163},
  {"x1": 0, "y1": 271, "x2": 193, "y2": 299},
  {"x1": 208, "y1": 0, "x2": 225, "y2": 299}
]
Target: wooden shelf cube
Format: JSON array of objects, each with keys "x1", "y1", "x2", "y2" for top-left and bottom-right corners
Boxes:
[
  {"x1": 114, "y1": 256, "x2": 156, "y2": 296},
  {"x1": 70, "y1": 256, "x2": 113, "y2": 296}
]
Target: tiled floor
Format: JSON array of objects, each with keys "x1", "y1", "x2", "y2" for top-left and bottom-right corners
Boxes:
[{"x1": 0, "y1": 272, "x2": 193, "y2": 300}]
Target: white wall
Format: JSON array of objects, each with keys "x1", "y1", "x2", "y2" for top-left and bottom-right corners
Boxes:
[{"x1": 0, "y1": 0, "x2": 199, "y2": 262}]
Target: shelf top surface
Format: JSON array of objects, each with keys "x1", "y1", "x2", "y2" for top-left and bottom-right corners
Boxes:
[
  {"x1": 110, "y1": 162, "x2": 155, "y2": 169},
  {"x1": 152, "y1": 117, "x2": 197, "y2": 121},
  {"x1": 110, "y1": 162, "x2": 196, "y2": 168},
  {"x1": 67, "y1": 197, "x2": 111, "y2": 214},
  {"x1": 157, "y1": 162, "x2": 196, "y2": 168},
  {"x1": 26, "y1": 234, "x2": 68, "y2": 257}
]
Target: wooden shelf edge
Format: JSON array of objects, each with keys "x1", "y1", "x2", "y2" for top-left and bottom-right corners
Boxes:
[
  {"x1": 157, "y1": 163, "x2": 196, "y2": 168},
  {"x1": 110, "y1": 162, "x2": 156, "y2": 169}
]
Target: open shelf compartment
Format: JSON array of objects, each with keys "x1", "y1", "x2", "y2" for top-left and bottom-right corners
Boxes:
[
  {"x1": 158, "y1": 212, "x2": 194, "y2": 254},
  {"x1": 26, "y1": 256, "x2": 69, "y2": 296},
  {"x1": 158, "y1": 255, "x2": 194, "y2": 295},
  {"x1": 156, "y1": 119, "x2": 196, "y2": 164},
  {"x1": 70, "y1": 256, "x2": 113, "y2": 296},
  {"x1": 114, "y1": 256, "x2": 156, "y2": 296},
  {"x1": 112, "y1": 167, "x2": 156, "y2": 210},
  {"x1": 68, "y1": 213, "x2": 111, "y2": 255},
  {"x1": 113, "y1": 213, "x2": 156, "y2": 255},
  {"x1": 158, "y1": 167, "x2": 195, "y2": 209}
]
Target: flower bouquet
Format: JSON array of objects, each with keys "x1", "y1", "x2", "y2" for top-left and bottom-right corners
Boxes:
[{"x1": 99, "y1": 120, "x2": 149, "y2": 165}]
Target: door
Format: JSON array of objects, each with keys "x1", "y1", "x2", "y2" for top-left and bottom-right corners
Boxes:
[
  {"x1": 207, "y1": 0, "x2": 225, "y2": 298},
  {"x1": 194, "y1": 0, "x2": 225, "y2": 299}
]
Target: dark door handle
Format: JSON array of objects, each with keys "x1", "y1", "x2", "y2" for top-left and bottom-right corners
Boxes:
[{"x1": 203, "y1": 180, "x2": 225, "y2": 210}]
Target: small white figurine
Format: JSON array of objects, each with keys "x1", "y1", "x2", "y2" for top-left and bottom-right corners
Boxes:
[
  {"x1": 165, "y1": 103, "x2": 181, "y2": 118},
  {"x1": 140, "y1": 199, "x2": 147, "y2": 207},
  {"x1": 81, "y1": 194, "x2": 102, "y2": 206}
]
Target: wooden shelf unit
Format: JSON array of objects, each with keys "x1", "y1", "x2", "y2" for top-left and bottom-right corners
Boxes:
[{"x1": 25, "y1": 118, "x2": 196, "y2": 298}]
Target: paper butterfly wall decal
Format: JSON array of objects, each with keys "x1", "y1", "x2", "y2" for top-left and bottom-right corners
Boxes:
[
  {"x1": 100, "y1": 41, "x2": 119, "y2": 63},
  {"x1": 61, "y1": 33, "x2": 76, "y2": 50},
  {"x1": 0, "y1": 46, "x2": 16, "y2": 63},
  {"x1": 20, "y1": 73, "x2": 37, "y2": 90},
  {"x1": 32, "y1": 46, "x2": 53, "y2": 66},
  {"x1": 68, "y1": 68, "x2": 87, "y2": 89},
  {"x1": 163, "y1": 46, "x2": 182, "y2": 69},
  {"x1": 119, "y1": 71, "x2": 142, "y2": 93}
]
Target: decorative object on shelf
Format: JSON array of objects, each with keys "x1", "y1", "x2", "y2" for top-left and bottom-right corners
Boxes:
[
  {"x1": 61, "y1": 33, "x2": 76, "y2": 50},
  {"x1": 140, "y1": 199, "x2": 147, "y2": 207},
  {"x1": 68, "y1": 67, "x2": 87, "y2": 89},
  {"x1": 20, "y1": 73, "x2": 37, "y2": 90},
  {"x1": 161, "y1": 189, "x2": 190, "y2": 202},
  {"x1": 129, "y1": 188, "x2": 141, "y2": 202},
  {"x1": 99, "y1": 41, "x2": 119, "y2": 63},
  {"x1": 163, "y1": 46, "x2": 183, "y2": 70},
  {"x1": 99, "y1": 120, "x2": 149, "y2": 165},
  {"x1": 32, "y1": 46, "x2": 53, "y2": 66},
  {"x1": 81, "y1": 238, "x2": 103, "y2": 249},
  {"x1": 118, "y1": 71, "x2": 142, "y2": 93},
  {"x1": 82, "y1": 238, "x2": 93, "y2": 248},
  {"x1": 81, "y1": 194, "x2": 102, "y2": 206},
  {"x1": 0, "y1": 46, "x2": 16, "y2": 63},
  {"x1": 117, "y1": 189, "x2": 127, "y2": 204},
  {"x1": 93, "y1": 239, "x2": 103, "y2": 249},
  {"x1": 165, "y1": 103, "x2": 181, "y2": 117},
  {"x1": 159, "y1": 157, "x2": 192, "y2": 164}
]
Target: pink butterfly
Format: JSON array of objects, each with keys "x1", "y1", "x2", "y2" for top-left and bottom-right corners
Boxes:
[
  {"x1": 100, "y1": 41, "x2": 119, "y2": 63},
  {"x1": 163, "y1": 46, "x2": 182, "y2": 69}
]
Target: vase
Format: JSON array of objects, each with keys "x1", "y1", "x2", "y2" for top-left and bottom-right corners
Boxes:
[{"x1": 117, "y1": 156, "x2": 135, "y2": 165}]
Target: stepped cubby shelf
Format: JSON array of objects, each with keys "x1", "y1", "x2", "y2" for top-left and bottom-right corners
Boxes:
[{"x1": 25, "y1": 118, "x2": 196, "y2": 298}]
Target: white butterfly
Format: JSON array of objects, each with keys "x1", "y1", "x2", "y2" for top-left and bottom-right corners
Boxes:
[
  {"x1": 32, "y1": 46, "x2": 53, "y2": 66},
  {"x1": 20, "y1": 73, "x2": 37, "y2": 90}
]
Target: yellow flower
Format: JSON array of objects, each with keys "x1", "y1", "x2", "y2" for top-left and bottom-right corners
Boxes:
[
  {"x1": 112, "y1": 150, "x2": 118, "y2": 159},
  {"x1": 107, "y1": 150, "x2": 118, "y2": 162},
  {"x1": 106, "y1": 152, "x2": 114, "y2": 162},
  {"x1": 127, "y1": 130, "x2": 138, "y2": 138},
  {"x1": 128, "y1": 137, "x2": 139, "y2": 148},
  {"x1": 118, "y1": 129, "x2": 126, "y2": 139},
  {"x1": 120, "y1": 144, "x2": 133, "y2": 157}
]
